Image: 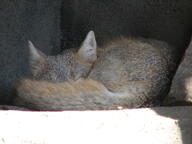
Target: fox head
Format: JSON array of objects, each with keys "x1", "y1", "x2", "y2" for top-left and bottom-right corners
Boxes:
[{"x1": 29, "y1": 31, "x2": 97, "y2": 82}]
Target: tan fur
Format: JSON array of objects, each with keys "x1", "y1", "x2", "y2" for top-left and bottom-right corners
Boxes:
[
  {"x1": 14, "y1": 32, "x2": 174, "y2": 110},
  {"x1": 15, "y1": 79, "x2": 130, "y2": 110}
]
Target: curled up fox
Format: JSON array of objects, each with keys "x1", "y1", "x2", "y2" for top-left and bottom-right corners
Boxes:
[{"x1": 13, "y1": 31, "x2": 175, "y2": 110}]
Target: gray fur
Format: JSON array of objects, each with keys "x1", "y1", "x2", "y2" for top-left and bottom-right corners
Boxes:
[
  {"x1": 14, "y1": 31, "x2": 176, "y2": 110},
  {"x1": 29, "y1": 31, "x2": 97, "y2": 82},
  {"x1": 0, "y1": 0, "x2": 192, "y2": 105}
]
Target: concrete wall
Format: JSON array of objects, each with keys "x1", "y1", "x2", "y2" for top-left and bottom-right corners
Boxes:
[
  {"x1": 61, "y1": 0, "x2": 192, "y2": 57},
  {"x1": 0, "y1": 0, "x2": 192, "y2": 104},
  {"x1": 0, "y1": 0, "x2": 62, "y2": 103}
]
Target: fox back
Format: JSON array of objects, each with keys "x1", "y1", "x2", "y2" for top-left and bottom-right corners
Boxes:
[
  {"x1": 89, "y1": 38, "x2": 174, "y2": 106},
  {"x1": 14, "y1": 31, "x2": 175, "y2": 110}
]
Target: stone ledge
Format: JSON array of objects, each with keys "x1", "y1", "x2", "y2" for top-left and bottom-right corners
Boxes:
[{"x1": 0, "y1": 106, "x2": 192, "y2": 144}]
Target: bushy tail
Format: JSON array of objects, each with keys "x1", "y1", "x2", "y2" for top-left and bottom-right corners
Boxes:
[
  {"x1": 14, "y1": 79, "x2": 138, "y2": 110},
  {"x1": 14, "y1": 79, "x2": 125, "y2": 110}
]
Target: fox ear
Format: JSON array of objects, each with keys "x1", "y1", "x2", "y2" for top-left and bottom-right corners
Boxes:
[
  {"x1": 77, "y1": 31, "x2": 97, "y2": 63},
  {"x1": 28, "y1": 41, "x2": 46, "y2": 61},
  {"x1": 28, "y1": 41, "x2": 47, "y2": 77}
]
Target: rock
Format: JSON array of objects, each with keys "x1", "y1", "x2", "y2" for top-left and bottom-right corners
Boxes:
[{"x1": 165, "y1": 39, "x2": 192, "y2": 105}]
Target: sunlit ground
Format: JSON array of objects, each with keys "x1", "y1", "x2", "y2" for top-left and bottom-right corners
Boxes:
[{"x1": 0, "y1": 107, "x2": 187, "y2": 144}]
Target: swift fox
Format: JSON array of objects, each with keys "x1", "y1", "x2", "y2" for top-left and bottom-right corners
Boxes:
[{"x1": 14, "y1": 31, "x2": 175, "y2": 110}]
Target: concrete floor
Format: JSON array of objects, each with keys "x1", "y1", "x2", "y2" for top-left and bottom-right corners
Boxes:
[{"x1": 0, "y1": 106, "x2": 191, "y2": 144}]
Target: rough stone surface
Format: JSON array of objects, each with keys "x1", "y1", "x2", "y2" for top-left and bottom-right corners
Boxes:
[
  {"x1": 166, "y1": 39, "x2": 192, "y2": 105},
  {"x1": 0, "y1": 106, "x2": 192, "y2": 144}
]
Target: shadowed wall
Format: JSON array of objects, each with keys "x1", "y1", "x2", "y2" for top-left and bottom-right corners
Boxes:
[{"x1": 0, "y1": 0, "x2": 192, "y2": 104}]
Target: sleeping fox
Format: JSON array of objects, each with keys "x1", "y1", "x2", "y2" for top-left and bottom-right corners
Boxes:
[{"x1": 14, "y1": 31, "x2": 175, "y2": 110}]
